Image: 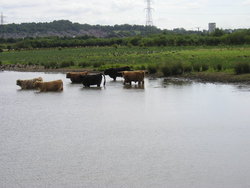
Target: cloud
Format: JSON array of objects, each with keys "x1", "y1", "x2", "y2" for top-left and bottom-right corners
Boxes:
[
  {"x1": 243, "y1": 0, "x2": 250, "y2": 5},
  {"x1": 1, "y1": 0, "x2": 249, "y2": 29}
]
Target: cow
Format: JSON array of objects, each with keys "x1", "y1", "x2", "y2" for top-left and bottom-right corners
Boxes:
[
  {"x1": 122, "y1": 71, "x2": 145, "y2": 85},
  {"x1": 104, "y1": 66, "x2": 131, "y2": 81},
  {"x1": 80, "y1": 73, "x2": 106, "y2": 87},
  {"x1": 66, "y1": 72, "x2": 88, "y2": 83},
  {"x1": 16, "y1": 77, "x2": 43, "y2": 89},
  {"x1": 34, "y1": 80, "x2": 63, "y2": 92}
]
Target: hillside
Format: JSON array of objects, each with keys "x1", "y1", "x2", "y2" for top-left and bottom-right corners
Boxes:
[{"x1": 0, "y1": 20, "x2": 161, "y2": 39}]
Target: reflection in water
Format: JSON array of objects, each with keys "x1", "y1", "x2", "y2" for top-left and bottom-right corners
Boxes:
[
  {"x1": 235, "y1": 84, "x2": 250, "y2": 92},
  {"x1": 123, "y1": 84, "x2": 145, "y2": 90},
  {"x1": 80, "y1": 86, "x2": 104, "y2": 91},
  {"x1": 1, "y1": 71, "x2": 250, "y2": 188},
  {"x1": 162, "y1": 78, "x2": 192, "y2": 87}
]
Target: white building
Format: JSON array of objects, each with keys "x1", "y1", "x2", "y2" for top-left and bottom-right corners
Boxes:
[{"x1": 208, "y1": 23, "x2": 216, "y2": 33}]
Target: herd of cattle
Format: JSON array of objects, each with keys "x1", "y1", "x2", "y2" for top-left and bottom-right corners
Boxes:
[{"x1": 16, "y1": 67, "x2": 146, "y2": 92}]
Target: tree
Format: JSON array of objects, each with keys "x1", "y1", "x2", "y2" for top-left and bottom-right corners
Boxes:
[{"x1": 211, "y1": 28, "x2": 225, "y2": 37}]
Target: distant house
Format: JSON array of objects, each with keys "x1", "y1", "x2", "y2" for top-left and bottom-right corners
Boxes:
[{"x1": 208, "y1": 23, "x2": 216, "y2": 33}]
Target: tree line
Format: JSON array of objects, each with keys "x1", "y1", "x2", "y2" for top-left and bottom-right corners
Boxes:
[
  {"x1": 0, "y1": 28, "x2": 249, "y2": 50},
  {"x1": 0, "y1": 20, "x2": 161, "y2": 39}
]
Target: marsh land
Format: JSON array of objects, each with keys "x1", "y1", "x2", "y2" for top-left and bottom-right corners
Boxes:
[{"x1": 1, "y1": 46, "x2": 250, "y2": 83}]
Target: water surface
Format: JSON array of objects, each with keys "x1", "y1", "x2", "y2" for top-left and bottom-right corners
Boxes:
[{"x1": 0, "y1": 71, "x2": 250, "y2": 188}]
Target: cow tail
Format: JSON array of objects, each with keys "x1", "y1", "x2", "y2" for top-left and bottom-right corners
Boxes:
[{"x1": 102, "y1": 74, "x2": 106, "y2": 86}]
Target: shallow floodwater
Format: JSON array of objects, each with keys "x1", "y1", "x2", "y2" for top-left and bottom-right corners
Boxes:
[{"x1": 1, "y1": 71, "x2": 250, "y2": 188}]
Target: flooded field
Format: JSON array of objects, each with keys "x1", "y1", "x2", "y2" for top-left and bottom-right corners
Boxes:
[{"x1": 1, "y1": 71, "x2": 250, "y2": 188}]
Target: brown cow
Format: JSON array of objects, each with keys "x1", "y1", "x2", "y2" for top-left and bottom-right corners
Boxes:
[
  {"x1": 34, "y1": 80, "x2": 63, "y2": 92},
  {"x1": 16, "y1": 77, "x2": 43, "y2": 89},
  {"x1": 122, "y1": 71, "x2": 145, "y2": 85},
  {"x1": 66, "y1": 72, "x2": 88, "y2": 83}
]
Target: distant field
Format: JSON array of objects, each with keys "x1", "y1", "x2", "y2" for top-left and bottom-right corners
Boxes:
[{"x1": 1, "y1": 46, "x2": 250, "y2": 73}]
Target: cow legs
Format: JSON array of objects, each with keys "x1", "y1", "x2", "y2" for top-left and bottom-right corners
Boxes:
[
  {"x1": 139, "y1": 81, "x2": 144, "y2": 85},
  {"x1": 84, "y1": 84, "x2": 90, "y2": 87}
]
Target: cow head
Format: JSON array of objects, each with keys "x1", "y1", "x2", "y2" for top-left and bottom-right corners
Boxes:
[
  {"x1": 66, "y1": 73, "x2": 71, "y2": 78},
  {"x1": 104, "y1": 68, "x2": 113, "y2": 75},
  {"x1": 37, "y1": 77, "x2": 43, "y2": 82},
  {"x1": 34, "y1": 81, "x2": 42, "y2": 89},
  {"x1": 16, "y1": 80, "x2": 22, "y2": 86}
]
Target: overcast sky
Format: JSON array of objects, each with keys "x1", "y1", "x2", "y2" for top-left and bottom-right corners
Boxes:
[{"x1": 1, "y1": 0, "x2": 250, "y2": 30}]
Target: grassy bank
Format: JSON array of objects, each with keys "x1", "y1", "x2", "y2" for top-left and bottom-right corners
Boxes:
[{"x1": 1, "y1": 46, "x2": 250, "y2": 82}]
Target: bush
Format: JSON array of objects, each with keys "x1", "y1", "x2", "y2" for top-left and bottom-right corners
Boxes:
[
  {"x1": 60, "y1": 61, "x2": 74, "y2": 68},
  {"x1": 193, "y1": 64, "x2": 201, "y2": 72},
  {"x1": 171, "y1": 63, "x2": 183, "y2": 75},
  {"x1": 0, "y1": 61, "x2": 2, "y2": 65},
  {"x1": 79, "y1": 62, "x2": 90, "y2": 68},
  {"x1": 139, "y1": 65, "x2": 146, "y2": 70},
  {"x1": 183, "y1": 64, "x2": 192, "y2": 73},
  {"x1": 147, "y1": 64, "x2": 158, "y2": 74},
  {"x1": 161, "y1": 64, "x2": 172, "y2": 76},
  {"x1": 161, "y1": 62, "x2": 183, "y2": 76},
  {"x1": 216, "y1": 64, "x2": 223, "y2": 71},
  {"x1": 201, "y1": 64, "x2": 209, "y2": 71},
  {"x1": 0, "y1": 49, "x2": 3, "y2": 53},
  {"x1": 234, "y1": 62, "x2": 250, "y2": 74},
  {"x1": 93, "y1": 62, "x2": 103, "y2": 68},
  {"x1": 44, "y1": 62, "x2": 59, "y2": 69},
  {"x1": 112, "y1": 44, "x2": 119, "y2": 49},
  {"x1": 133, "y1": 66, "x2": 142, "y2": 70}
]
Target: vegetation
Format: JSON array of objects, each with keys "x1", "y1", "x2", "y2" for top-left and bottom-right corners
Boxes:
[
  {"x1": 0, "y1": 20, "x2": 161, "y2": 39},
  {"x1": 1, "y1": 45, "x2": 250, "y2": 75},
  {"x1": 1, "y1": 22, "x2": 250, "y2": 82},
  {"x1": 0, "y1": 28, "x2": 250, "y2": 50},
  {"x1": 234, "y1": 62, "x2": 250, "y2": 74}
]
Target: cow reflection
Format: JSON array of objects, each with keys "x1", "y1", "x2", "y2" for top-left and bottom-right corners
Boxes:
[{"x1": 123, "y1": 84, "x2": 145, "y2": 90}]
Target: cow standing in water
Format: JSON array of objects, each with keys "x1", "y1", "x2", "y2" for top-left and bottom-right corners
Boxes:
[
  {"x1": 34, "y1": 80, "x2": 63, "y2": 92},
  {"x1": 104, "y1": 66, "x2": 131, "y2": 81},
  {"x1": 122, "y1": 71, "x2": 145, "y2": 85},
  {"x1": 16, "y1": 77, "x2": 43, "y2": 89},
  {"x1": 66, "y1": 72, "x2": 88, "y2": 83},
  {"x1": 81, "y1": 73, "x2": 106, "y2": 87}
]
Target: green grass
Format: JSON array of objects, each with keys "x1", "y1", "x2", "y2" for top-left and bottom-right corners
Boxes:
[{"x1": 1, "y1": 46, "x2": 250, "y2": 74}]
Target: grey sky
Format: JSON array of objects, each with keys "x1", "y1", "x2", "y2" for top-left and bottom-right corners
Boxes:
[{"x1": 1, "y1": 0, "x2": 250, "y2": 30}]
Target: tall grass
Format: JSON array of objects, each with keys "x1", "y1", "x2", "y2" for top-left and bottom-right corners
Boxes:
[
  {"x1": 160, "y1": 62, "x2": 184, "y2": 76},
  {"x1": 192, "y1": 63, "x2": 201, "y2": 72},
  {"x1": 147, "y1": 64, "x2": 158, "y2": 74},
  {"x1": 0, "y1": 46, "x2": 250, "y2": 75},
  {"x1": 201, "y1": 64, "x2": 209, "y2": 71},
  {"x1": 234, "y1": 62, "x2": 250, "y2": 74}
]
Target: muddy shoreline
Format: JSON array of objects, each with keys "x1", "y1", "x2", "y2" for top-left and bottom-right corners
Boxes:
[
  {"x1": 0, "y1": 64, "x2": 89, "y2": 73},
  {"x1": 1, "y1": 64, "x2": 250, "y2": 84}
]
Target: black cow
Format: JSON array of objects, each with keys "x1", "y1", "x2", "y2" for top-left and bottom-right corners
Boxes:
[
  {"x1": 81, "y1": 73, "x2": 106, "y2": 87},
  {"x1": 104, "y1": 66, "x2": 131, "y2": 81}
]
